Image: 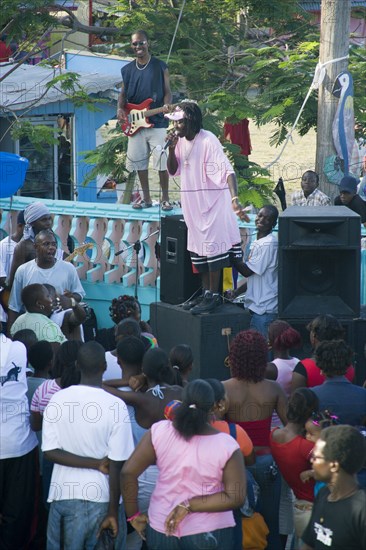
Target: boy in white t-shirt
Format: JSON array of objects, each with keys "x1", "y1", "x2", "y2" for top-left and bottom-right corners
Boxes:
[{"x1": 42, "y1": 341, "x2": 134, "y2": 549}]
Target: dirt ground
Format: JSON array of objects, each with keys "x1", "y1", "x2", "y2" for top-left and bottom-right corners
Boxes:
[{"x1": 249, "y1": 121, "x2": 317, "y2": 197}]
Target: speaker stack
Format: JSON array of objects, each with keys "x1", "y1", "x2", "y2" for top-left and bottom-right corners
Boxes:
[
  {"x1": 278, "y1": 206, "x2": 360, "y2": 319},
  {"x1": 278, "y1": 206, "x2": 365, "y2": 384},
  {"x1": 160, "y1": 215, "x2": 201, "y2": 305},
  {"x1": 150, "y1": 301, "x2": 251, "y2": 380},
  {"x1": 156, "y1": 214, "x2": 250, "y2": 380}
]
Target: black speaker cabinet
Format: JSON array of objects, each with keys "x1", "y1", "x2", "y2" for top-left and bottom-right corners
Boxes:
[
  {"x1": 150, "y1": 302, "x2": 251, "y2": 380},
  {"x1": 279, "y1": 206, "x2": 361, "y2": 319},
  {"x1": 160, "y1": 215, "x2": 201, "y2": 305}
]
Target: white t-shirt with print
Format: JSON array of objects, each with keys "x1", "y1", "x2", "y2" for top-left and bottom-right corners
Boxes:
[{"x1": 0, "y1": 335, "x2": 38, "y2": 458}]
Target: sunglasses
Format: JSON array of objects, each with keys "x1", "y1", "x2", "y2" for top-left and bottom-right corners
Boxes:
[{"x1": 131, "y1": 41, "x2": 147, "y2": 47}]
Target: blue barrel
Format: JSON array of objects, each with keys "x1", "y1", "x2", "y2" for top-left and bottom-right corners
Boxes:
[{"x1": 0, "y1": 152, "x2": 29, "y2": 198}]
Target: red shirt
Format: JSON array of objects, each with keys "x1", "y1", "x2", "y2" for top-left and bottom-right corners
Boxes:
[
  {"x1": 0, "y1": 40, "x2": 12, "y2": 62},
  {"x1": 300, "y1": 358, "x2": 354, "y2": 387},
  {"x1": 270, "y1": 428, "x2": 315, "y2": 502}
]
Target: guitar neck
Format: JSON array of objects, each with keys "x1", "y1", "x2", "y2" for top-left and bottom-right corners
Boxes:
[
  {"x1": 143, "y1": 106, "x2": 166, "y2": 118},
  {"x1": 143, "y1": 104, "x2": 177, "y2": 118}
]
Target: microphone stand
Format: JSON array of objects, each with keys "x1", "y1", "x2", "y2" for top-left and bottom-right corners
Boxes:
[{"x1": 115, "y1": 229, "x2": 160, "y2": 300}]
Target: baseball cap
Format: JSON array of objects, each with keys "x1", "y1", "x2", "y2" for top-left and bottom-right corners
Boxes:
[
  {"x1": 165, "y1": 107, "x2": 185, "y2": 121},
  {"x1": 339, "y1": 176, "x2": 358, "y2": 194}
]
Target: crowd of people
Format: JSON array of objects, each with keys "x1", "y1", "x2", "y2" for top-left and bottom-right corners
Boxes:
[{"x1": 0, "y1": 216, "x2": 365, "y2": 549}]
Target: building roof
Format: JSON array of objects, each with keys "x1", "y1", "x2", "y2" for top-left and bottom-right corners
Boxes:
[
  {"x1": 301, "y1": 0, "x2": 366, "y2": 10},
  {"x1": 0, "y1": 62, "x2": 120, "y2": 112}
]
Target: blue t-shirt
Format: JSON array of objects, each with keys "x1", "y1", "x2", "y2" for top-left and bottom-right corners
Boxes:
[{"x1": 121, "y1": 57, "x2": 168, "y2": 128}]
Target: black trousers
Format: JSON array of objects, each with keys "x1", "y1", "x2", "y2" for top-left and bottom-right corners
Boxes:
[{"x1": 0, "y1": 447, "x2": 38, "y2": 550}]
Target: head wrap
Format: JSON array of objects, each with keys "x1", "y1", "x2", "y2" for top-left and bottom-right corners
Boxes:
[{"x1": 23, "y1": 202, "x2": 51, "y2": 241}]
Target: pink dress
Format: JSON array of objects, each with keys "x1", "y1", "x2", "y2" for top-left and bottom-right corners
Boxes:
[
  {"x1": 170, "y1": 130, "x2": 241, "y2": 257},
  {"x1": 149, "y1": 420, "x2": 239, "y2": 537}
]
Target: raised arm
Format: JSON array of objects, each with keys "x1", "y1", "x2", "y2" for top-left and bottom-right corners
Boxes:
[
  {"x1": 167, "y1": 135, "x2": 179, "y2": 175},
  {"x1": 102, "y1": 384, "x2": 143, "y2": 407}
]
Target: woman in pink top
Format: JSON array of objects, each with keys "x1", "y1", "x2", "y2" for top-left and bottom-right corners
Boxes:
[{"x1": 121, "y1": 379, "x2": 246, "y2": 549}]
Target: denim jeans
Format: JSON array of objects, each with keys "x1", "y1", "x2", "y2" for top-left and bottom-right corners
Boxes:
[
  {"x1": 248, "y1": 454, "x2": 282, "y2": 550},
  {"x1": 146, "y1": 524, "x2": 234, "y2": 550},
  {"x1": 249, "y1": 312, "x2": 277, "y2": 338},
  {"x1": 47, "y1": 499, "x2": 126, "y2": 550}
]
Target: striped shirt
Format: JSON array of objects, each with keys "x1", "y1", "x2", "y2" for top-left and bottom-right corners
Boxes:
[
  {"x1": 31, "y1": 379, "x2": 61, "y2": 414},
  {"x1": 291, "y1": 188, "x2": 331, "y2": 206}
]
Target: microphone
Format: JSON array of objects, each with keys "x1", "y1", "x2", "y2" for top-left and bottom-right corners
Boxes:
[{"x1": 163, "y1": 131, "x2": 178, "y2": 151}]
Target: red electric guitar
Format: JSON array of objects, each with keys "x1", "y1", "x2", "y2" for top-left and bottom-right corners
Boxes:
[{"x1": 120, "y1": 99, "x2": 178, "y2": 137}]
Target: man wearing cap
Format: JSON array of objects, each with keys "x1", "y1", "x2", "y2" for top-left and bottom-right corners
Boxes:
[
  {"x1": 291, "y1": 170, "x2": 331, "y2": 207},
  {"x1": 117, "y1": 30, "x2": 173, "y2": 211},
  {"x1": 334, "y1": 175, "x2": 366, "y2": 227},
  {"x1": 166, "y1": 101, "x2": 249, "y2": 314}
]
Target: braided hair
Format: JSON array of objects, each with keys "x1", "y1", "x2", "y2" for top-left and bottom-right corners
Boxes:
[
  {"x1": 179, "y1": 101, "x2": 203, "y2": 135},
  {"x1": 109, "y1": 294, "x2": 141, "y2": 324}
]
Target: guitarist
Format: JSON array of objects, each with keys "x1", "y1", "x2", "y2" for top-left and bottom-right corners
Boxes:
[{"x1": 117, "y1": 30, "x2": 173, "y2": 211}]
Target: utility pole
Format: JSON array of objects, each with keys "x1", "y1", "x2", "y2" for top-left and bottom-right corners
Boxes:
[{"x1": 315, "y1": 0, "x2": 351, "y2": 199}]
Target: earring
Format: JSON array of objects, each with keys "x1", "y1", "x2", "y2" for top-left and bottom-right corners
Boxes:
[{"x1": 40, "y1": 304, "x2": 45, "y2": 310}]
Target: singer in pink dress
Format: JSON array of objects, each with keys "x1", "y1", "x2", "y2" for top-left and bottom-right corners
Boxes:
[{"x1": 165, "y1": 102, "x2": 249, "y2": 314}]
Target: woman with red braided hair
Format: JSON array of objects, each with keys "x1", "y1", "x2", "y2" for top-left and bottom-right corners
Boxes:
[
  {"x1": 266, "y1": 320, "x2": 303, "y2": 421},
  {"x1": 223, "y1": 329, "x2": 287, "y2": 550}
]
